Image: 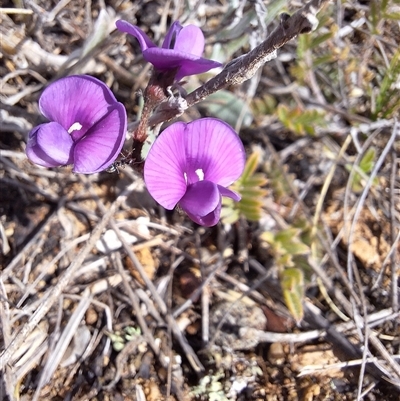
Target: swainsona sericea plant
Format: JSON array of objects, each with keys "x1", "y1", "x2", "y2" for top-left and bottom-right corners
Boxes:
[
  {"x1": 144, "y1": 118, "x2": 245, "y2": 227},
  {"x1": 25, "y1": 19, "x2": 246, "y2": 226},
  {"x1": 116, "y1": 20, "x2": 221, "y2": 81},
  {"x1": 26, "y1": 75, "x2": 127, "y2": 174}
]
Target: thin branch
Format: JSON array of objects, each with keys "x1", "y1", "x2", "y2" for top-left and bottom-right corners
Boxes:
[{"x1": 390, "y1": 149, "x2": 399, "y2": 315}]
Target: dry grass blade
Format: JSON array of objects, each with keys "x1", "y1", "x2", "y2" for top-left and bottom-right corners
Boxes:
[
  {"x1": 344, "y1": 121, "x2": 400, "y2": 397},
  {"x1": 32, "y1": 291, "x2": 92, "y2": 400},
  {"x1": 0, "y1": 182, "x2": 139, "y2": 369}
]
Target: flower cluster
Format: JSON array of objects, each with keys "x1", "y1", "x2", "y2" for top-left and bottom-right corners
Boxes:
[{"x1": 26, "y1": 20, "x2": 245, "y2": 227}]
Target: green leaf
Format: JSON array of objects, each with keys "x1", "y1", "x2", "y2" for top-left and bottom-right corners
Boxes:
[
  {"x1": 274, "y1": 227, "x2": 299, "y2": 243},
  {"x1": 219, "y1": 206, "x2": 240, "y2": 224},
  {"x1": 276, "y1": 104, "x2": 326, "y2": 136},
  {"x1": 281, "y1": 268, "x2": 305, "y2": 323},
  {"x1": 260, "y1": 231, "x2": 274, "y2": 243},
  {"x1": 236, "y1": 202, "x2": 261, "y2": 214},
  {"x1": 240, "y1": 152, "x2": 259, "y2": 181},
  {"x1": 283, "y1": 241, "x2": 310, "y2": 256},
  {"x1": 239, "y1": 188, "x2": 267, "y2": 198},
  {"x1": 359, "y1": 147, "x2": 376, "y2": 172},
  {"x1": 242, "y1": 175, "x2": 268, "y2": 187},
  {"x1": 373, "y1": 49, "x2": 400, "y2": 119},
  {"x1": 261, "y1": 228, "x2": 310, "y2": 266},
  {"x1": 265, "y1": 161, "x2": 294, "y2": 200},
  {"x1": 345, "y1": 147, "x2": 378, "y2": 193},
  {"x1": 215, "y1": 9, "x2": 259, "y2": 42},
  {"x1": 221, "y1": 152, "x2": 268, "y2": 224},
  {"x1": 242, "y1": 211, "x2": 262, "y2": 222},
  {"x1": 199, "y1": 90, "x2": 253, "y2": 128},
  {"x1": 384, "y1": 12, "x2": 400, "y2": 20},
  {"x1": 310, "y1": 31, "x2": 334, "y2": 49},
  {"x1": 313, "y1": 54, "x2": 336, "y2": 67},
  {"x1": 252, "y1": 94, "x2": 277, "y2": 118}
]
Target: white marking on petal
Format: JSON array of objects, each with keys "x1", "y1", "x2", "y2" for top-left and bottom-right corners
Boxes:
[
  {"x1": 195, "y1": 168, "x2": 204, "y2": 181},
  {"x1": 68, "y1": 122, "x2": 83, "y2": 134},
  {"x1": 183, "y1": 172, "x2": 188, "y2": 183}
]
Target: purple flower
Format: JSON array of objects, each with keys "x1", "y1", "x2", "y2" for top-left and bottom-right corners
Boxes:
[
  {"x1": 26, "y1": 75, "x2": 127, "y2": 174},
  {"x1": 144, "y1": 118, "x2": 245, "y2": 227},
  {"x1": 116, "y1": 20, "x2": 221, "y2": 82}
]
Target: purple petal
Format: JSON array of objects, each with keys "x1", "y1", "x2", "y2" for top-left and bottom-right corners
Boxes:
[
  {"x1": 174, "y1": 25, "x2": 204, "y2": 56},
  {"x1": 143, "y1": 48, "x2": 188, "y2": 70},
  {"x1": 73, "y1": 103, "x2": 127, "y2": 174},
  {"x1": 218, "y1": 185, "x2": 241, "y2": 201},
  {"x1": 162, "y1": 21, "x2": 182, "y2": 49},
  {"x1": 187, "y1": 207, "x2": 221, "y2": 227},
  {"x1": 143, "y1": 48, "x2": 206, "y2": 70},
  {"x1": 144, "y1": 122, "x2": 188, "y2": 209},
  {"x1": 26, "y1": 122, "x2": 74, "y2": 167},
  {"x1": 180, "y1": 180, "x2": 220, "y2": 216},
  {"x1": 180, "y1": 181, "x2": 221, "y2": 227},
  {"x1": 185, "y1": 118, "x2": 245, "y2": 186},
  {"x1": 39, "y1": 75, "x2": 119, "y2": 135},
  {"x1": 175, "y1": 58, "x2": 222, "y2": 81},
  {"x1": 144, "y1": 48, "x2": 221, "y2": 80},
  {"x1": 116, "y1": 20, "x2": 156, "y2": 51}
]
